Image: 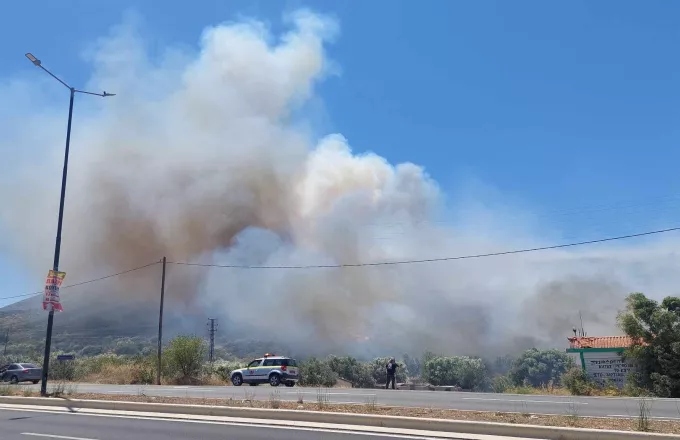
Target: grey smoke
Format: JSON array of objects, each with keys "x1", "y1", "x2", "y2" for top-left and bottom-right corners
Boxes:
[{"x1": 2, "y1": 9, "x2": 680, "y2": 359}]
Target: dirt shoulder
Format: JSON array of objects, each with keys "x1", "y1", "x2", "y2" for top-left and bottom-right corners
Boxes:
[{"x1": 2, "y1": 388, "x2": 677, "y2": 435}]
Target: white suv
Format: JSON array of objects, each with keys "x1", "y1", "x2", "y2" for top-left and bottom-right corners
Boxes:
[{"x1": 230, "y1": 354, "x2": 299, "y2": 387}]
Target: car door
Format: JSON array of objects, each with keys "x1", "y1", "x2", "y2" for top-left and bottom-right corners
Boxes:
[
  {"x1": 4, "y1": 364, "x2": 19, "y2": 381},
  {"x1": 244, "y1": 359, "x2": 262, "y2": 382},
  {"x1": 262, "y1": 358, "x2": 277, "y2": 380}
]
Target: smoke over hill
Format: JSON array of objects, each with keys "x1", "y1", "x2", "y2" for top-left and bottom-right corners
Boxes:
[{"x1": 2, "y1": 9, "x2": 680, "y2": 359}]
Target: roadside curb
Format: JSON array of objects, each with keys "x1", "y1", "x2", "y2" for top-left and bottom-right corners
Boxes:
[{"x1": 0, "y1": 396, "x2": 678, "y2": 440}]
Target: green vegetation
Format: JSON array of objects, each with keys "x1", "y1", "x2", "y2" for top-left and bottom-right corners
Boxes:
[
  {"x1": 618, "y1": 292, "x2": 680, "y2": 397},
  {"x1": 164, "y1": 335, "x2": 206, "y2": 383},
  {"x1": 1, "y1": 291, "x2": 679, "y2": 398},
  {"x1": 422, "y1": 355, "x2": 487, "y2": 389},
  {"x1": 508, "y1": 348, "x2": 574, "y2": 387}
]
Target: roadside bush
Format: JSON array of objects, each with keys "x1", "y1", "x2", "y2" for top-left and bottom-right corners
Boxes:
[
  {"x1": 298, "y1": 357, "x2": 337, "y2": 387},
  {"x1": 69, "y1": 353, "x2": 156, "y2": 384},
  {"x1": 509, "y1": 348, "x2": 574, "y2": 387},
  {"x1": 422, "y1": 356, "x2": 488, "y2": 389},
  {"x1": 49, "y1": 355, "x2": 76, "y2": 381},
  {"x1": 75, "y1": 354, "x2": 128, "y2": 378},
  {"x1": 326, "y1": 355, "x2": 375, "y2": 388},
  {"x1": 214, "y1": 360, "x2": 246, "y2": 382},
  {"x1": 129, "y1": 354, "x2": 157, "y2": 384},
  {"x1": 491, "y1": 375, "x2": 513, "y2": 393},
  {"x1": 562, "y1": 367, "x2": 596, "y2": 396},
  {"x1": 164, "y1": 335, "x2": 206, "y2": 383}
]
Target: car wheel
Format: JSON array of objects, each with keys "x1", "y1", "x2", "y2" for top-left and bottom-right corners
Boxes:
[
  {"x1": 231, "y1": 374, "x2": 243, "y2": 386},
  {"x1": 32, "y1": 380, "x2": 39, "y2": 385},
  {"x1": 269, "y1": 374, "x2": 281, "y2": 387},
  {"x1": 285, "y1": 381, "x2": 295, "y2": 387},
  {"x1": 10, "y1": 376, "x2": 18, "y2": 384}
]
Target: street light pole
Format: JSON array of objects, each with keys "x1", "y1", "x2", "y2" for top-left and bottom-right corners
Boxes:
[{"x1": 24, "y1": 53, "x2": 115, "y2": 396}]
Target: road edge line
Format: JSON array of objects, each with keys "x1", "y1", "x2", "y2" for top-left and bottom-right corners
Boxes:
[{"x1": 0, "y1": 396, "x2": 676, "y2": 440}]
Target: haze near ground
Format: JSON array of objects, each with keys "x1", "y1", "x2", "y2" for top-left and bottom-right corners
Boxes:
[{"x1": 1, "y1": 9, "x2": 679, "y2": 359}]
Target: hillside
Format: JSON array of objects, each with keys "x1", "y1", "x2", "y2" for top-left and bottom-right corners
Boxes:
[{"x1": 0, "y1": 288, "x2": 291, "y2": 361}]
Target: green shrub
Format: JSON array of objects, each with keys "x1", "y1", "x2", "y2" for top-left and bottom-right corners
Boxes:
[
  {"x1": 509, "y1": 348, "x2": 574, "y2": 387},
  {"x1": 49, "y1": 356, "x2": 76, "y2": 381},
  {"x1": 491, "y1": 375, "x2": 513, "y2": 393},
  {"x1": 562, "y1": 367, "x2": 595, "y2": 396},
  {"x1": 298, "y1": 357, "x2": 337, "y2": 387},
  {"x1": 214, "y1": 360, "x2": 245, "y2": 382},
  {"x1": 422, "y1": 356, "x2": 488, "y2": 389},
  {"x1": 164, "y1": 336, "x2": 206, "y2": 381},
  {"x1": 326, "y1": 355, "x2": 375, "y2": 388}
]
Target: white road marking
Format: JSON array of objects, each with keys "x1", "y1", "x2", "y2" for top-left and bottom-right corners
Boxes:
[
  {"x1": 1, "y1": 405, "x2": 538, "y2": 440},
  {"x1": 283, "y1": 391, "x2": 377, "y2": 397},
  {"x1": 607, "y1": 414, "x2": 680, "y2": 421},
  {"x1": 462, "y1": 397, "x2": 587, "y2": 405},
  {"x1": 22, "y1": 434, "x2": 99, "y2": 440}
]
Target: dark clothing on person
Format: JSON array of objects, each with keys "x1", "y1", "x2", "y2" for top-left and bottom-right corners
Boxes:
[{"x1": 386, "y1": 361, "x2": 398, "y2": 389}]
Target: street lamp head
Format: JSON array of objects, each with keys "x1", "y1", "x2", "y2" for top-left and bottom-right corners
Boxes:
[
  {"x1": 102, "y1": 91, "x2": 116, "y2": 97},
  {"x1": 25, "y1": 53, "x2": 41, "y2": 67}
]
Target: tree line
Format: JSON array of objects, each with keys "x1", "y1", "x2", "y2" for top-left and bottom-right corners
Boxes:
[{"x1": 2, "y1": 292, "x2": 678, "y2": 397}]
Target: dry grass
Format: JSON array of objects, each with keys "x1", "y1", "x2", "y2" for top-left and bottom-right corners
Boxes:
[
  {"x1": 81, "y1": 364, "x2": 150, "y2": 385},
  {"x1": 194, "y1": 374, "x2": 227, "y2": 386},
  {"x1": 503, "y1": 384, "x2": 629, "y2": 397},
  {"x1": 81, "y1": 364, "x2": 227, "y2": 386},
  {"x1": 2, "y1": 390, "x2": 679, "y2": 434}
]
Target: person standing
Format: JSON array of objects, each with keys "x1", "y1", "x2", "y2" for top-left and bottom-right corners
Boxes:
[{"x1": 385, "y1": 358, "x2": 398, "y2": 390}]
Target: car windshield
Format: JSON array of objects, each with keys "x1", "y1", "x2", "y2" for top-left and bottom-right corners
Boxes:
[
  {"x1": 247, "y1": 359, "x2": 261, "y2": 368},
  {"x1": 20, "y1": 363, "x2": 39, "y2": 369}
]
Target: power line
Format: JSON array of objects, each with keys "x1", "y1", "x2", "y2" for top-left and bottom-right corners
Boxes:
[
  {"x1": 169, "y1": 226, "x2": 680, "y2": 269},
  {"x1": 0, "y1": 261, "x2": 160, "y2": 301}
]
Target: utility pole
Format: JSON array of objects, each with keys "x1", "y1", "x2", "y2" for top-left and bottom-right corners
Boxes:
[
  {"x1": 24, "y1": 53, "x2": 115, "y2": 397},
  {"x1": 156, "y1": 257, "x2": 167, "y2": 385},
  {"x1": 3, "y1": 325, "x2": 9, "y2": 357},
  {"x1": 207, "y1": 318, "x2": 217, "y2": 363}
]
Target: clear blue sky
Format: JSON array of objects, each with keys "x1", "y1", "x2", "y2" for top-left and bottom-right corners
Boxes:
[{"x1": 1, "y1": 0, "x2": 679, "y2": 306}]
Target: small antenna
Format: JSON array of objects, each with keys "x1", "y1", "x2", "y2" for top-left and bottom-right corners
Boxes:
[{"x1": 578, "y1": 310, "x2": 586, "y2": 337}]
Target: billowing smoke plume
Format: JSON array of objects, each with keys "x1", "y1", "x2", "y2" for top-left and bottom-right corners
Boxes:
[{"x1": 2, "y1": 10, "x2": 680, "y2": 358}]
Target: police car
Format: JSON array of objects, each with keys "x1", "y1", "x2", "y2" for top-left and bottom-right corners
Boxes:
[{"x1": 230, "y1": 354, "x2": 299, "y2": 387}]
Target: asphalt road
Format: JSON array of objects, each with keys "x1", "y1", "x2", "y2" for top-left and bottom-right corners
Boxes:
[
  {"x1": 19, "y1": 382, "x2": 680, "y2": 420},
  {"x1": 0, "y1": 406, "x2": 529, "y2": 440}
]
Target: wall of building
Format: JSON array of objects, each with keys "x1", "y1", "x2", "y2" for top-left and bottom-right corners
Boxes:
[{"x1": 580, "y1": 349, "x2": 636, "y2": 388}]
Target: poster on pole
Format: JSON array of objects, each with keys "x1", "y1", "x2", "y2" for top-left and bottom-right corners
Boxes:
[{"x1": 43, "y1": 270, "x2": 66, "y2": 312}]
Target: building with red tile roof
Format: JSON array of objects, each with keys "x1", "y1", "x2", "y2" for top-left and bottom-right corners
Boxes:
[
  {"x1": 567, "y1": 335, "x2": 639, "y2": 349},
  {"x1": 566, "y1": 335, "x2": 640, "y2": 388}
]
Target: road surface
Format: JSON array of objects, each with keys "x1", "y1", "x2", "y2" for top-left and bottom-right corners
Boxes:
[
  {"x1": 18, "y1": 382, "x2": 680, "y2": 420},
  {"x1": 0, "y1": 405, "x2": 534, "y2": 440}
]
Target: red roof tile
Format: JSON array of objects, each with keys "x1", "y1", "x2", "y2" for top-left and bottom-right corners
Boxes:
[{"x1": 568, "y1": 335, "x2": 639, "y2": 349}]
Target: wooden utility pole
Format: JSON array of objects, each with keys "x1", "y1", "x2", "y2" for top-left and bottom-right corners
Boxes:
[
  {"x1": 156, "y1": 257, "x2": 167, "y2": 385},
  {"x1": 207, "y1": 318, "x2": 217, "y2": 363}
]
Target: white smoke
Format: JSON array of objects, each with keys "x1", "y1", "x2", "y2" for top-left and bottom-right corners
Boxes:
[{"x1": 1, "y1": 9, "x2": 680, "y2": 358}]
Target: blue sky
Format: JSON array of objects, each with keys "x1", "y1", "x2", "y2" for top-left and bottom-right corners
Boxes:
[{"x1": 1, "y1": 0, "x2": 679, "y2": 307}]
